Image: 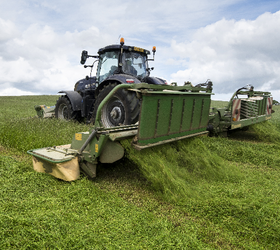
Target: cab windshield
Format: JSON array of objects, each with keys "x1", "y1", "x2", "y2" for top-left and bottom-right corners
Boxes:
[
  {"x1": 122, "y1": 51, "x2": 148, "y2": 79},
  {"x1": 96, "y1": 50, "x2": 148, "y2": 83},
  {"x1": 97, "y1": 51, "x2": 119, "y2": 83}
]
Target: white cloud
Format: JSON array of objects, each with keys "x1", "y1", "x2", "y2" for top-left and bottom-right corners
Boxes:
[
  {"x1": 0, "y1": 87, "x2": 36, "y2": 96},
  {"x1": 0, "y1": 18, "x2": 18, "y2": 42},
  {"x1": 0, "y1": 21, "x2": 102, "y2": 95},
  {"x1": 170, "y1": 11, "x2": 280, "y2": 100},
  {"x1": 0, "y1": 0, "x2": 279, "y2": 102}
]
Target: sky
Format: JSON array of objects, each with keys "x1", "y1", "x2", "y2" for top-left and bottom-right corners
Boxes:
[{"x1": 0, "y1": 0, "x2": 280, "y2": 101}]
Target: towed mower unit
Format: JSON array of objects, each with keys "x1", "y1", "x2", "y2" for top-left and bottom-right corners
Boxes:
[
  {"x1": 208, "y1": 86, "x2": 273, "y2": 136},
  {"x1": 35, "y1": 105, "x2": 55, "y2": 118},
  {"x1": 28, "y1": 83, "x2": 213, "y2": 181}
]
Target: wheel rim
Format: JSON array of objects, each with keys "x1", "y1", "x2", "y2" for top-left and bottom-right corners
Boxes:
[
  {"x1": 101, "y1": 97, "x2": 125, "y2": 127},
  {"x1": 58, "y1": 103, "x2": 69, "y2": 119}
]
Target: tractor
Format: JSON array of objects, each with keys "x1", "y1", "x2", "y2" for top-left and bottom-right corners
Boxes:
[{"x1": 53, "y1": 38, "x2": 167, "y2": 127}]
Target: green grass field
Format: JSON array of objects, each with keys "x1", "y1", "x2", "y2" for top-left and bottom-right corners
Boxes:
[{"x1": 0, "y1": 96, "x2": 280, "y2": 249}]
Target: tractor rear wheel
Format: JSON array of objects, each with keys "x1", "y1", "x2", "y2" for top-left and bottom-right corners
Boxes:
[
  {"x1": 91, "y1": 83, "x2": 140, "y2": 128},
  {"x1": 55, "y1": 96, "x2": 76, "y2": 120}
]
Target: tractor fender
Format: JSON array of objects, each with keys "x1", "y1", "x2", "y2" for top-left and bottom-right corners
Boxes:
[
  {"x1": 58, "y1": 91, "x2": 82, "y2": 111},
  {"x1": 95, "y1": 74, "x2": 141, "y2": 97}
]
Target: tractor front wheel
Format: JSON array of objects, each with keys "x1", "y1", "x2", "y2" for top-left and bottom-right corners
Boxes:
[
  {"x1": 91, "y1": 83, "x2": 140, "y2": 128},
  {"x1": 55, "y1": 96, "x2": 75, "y2": 120}
]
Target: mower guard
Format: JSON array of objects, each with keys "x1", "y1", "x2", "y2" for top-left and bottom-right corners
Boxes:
[{"x1": 28, "y1": 145, "x2": 79, "y2": 181}]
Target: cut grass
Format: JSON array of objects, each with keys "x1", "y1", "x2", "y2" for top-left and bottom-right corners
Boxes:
[
  {"x1": 0, "y1": 153, "x2": 214, "y2": 249},
  {"x1": 121, "y1": 137, "x2": 242, "y2": 202}
]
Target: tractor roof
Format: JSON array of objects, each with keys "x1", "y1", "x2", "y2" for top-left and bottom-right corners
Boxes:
[{"x1": 98, "y1": 44, "x2": 150, "y2": 55}]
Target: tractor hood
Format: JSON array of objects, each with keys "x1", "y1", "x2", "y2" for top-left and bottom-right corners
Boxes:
[
  {"x1": 74, "y1": 77, "x2": 96, "y2": 92},
  {"x1": 105, "y1": 74, "x2": 142, "y2": 84}
]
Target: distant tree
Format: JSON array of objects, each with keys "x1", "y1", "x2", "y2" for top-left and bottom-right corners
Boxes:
[{"x1": 273, "y1": 100, "x2": 279, "y2": 105}]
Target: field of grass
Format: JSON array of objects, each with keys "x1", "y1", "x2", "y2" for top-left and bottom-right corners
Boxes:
[{"x1": 0, "y1": 95, "x2": 280, "y2": 249}]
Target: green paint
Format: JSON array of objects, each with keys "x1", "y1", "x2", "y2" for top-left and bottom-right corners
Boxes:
[{"x1": 137, "y1": 92, "x2": 211, "y2": 147}]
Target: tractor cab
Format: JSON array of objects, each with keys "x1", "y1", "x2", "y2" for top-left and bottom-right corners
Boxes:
[
  {"x1": 81, "y1": 38, "x2": 157, "y2": 85},
  {"x1": 96, "y1": 49, "x2": 148, "y2": 83}
]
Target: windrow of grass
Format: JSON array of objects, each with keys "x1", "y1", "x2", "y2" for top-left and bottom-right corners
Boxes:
[
  {"x1": 121, "y1": 138, "x2": 241, "y2": 202},
  {"x1": 250, "y1": 120, "x2": 280, "y2": 143},
  {"x1": 202, "y1": 134, "x2": 280, "y2": 168}
]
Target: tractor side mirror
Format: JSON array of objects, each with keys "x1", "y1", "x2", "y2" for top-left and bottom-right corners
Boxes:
[{"x1": 80, "y1": 50, "x2": 88, "y2": 65}]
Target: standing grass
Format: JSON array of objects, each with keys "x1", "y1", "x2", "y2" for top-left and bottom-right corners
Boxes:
[
  {"x1": 0, "y1": 117, "x2": 90, "y2": 151},
  {"x1": 0, "y1": 96, "x2": 280, "y2": 249},
  {"x1": 0, "y1": 95, "x2": 58, "y2": 121}
]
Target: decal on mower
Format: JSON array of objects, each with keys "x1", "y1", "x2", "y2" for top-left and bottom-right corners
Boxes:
[
  {"x1": 231, "y1": 123, "x2": 242, "y2": 129},
  {"x1": 232, "y1": 99, "x2": 241, "y2": 121},
  {"x1": 75, "y1": 133, "x2": 82, "y2": 141}
]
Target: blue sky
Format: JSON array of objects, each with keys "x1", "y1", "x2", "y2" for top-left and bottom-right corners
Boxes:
[{"x1": 0, "y1": 0, "x2": 280, "y2": 101}]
